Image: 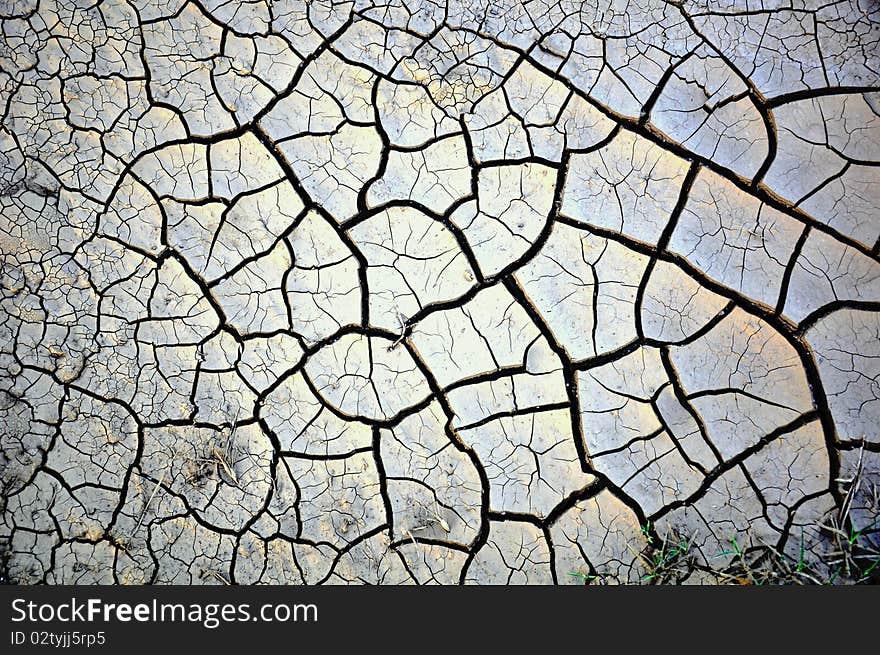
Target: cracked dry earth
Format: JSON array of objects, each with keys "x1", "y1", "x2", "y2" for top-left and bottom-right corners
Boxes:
[{"x1": 1, "y1": 0, "x2": 879, "y2": 587}]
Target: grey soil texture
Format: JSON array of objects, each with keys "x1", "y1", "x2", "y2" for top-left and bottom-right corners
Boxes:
[{"x1": 1, "y1": 0, "x2": 879, "y2": 585}]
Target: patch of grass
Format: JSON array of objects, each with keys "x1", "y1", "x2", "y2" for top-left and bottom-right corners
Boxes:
[
  {"x1": 571, "y1": 449, "x2": 878, "y2": 586},
  {"x1": 819, "y1": 516, "x2": 880, "y2": 584},
  {"x1": 817, "y1": 445, "x2": 880, "y2": 584},
  {"x1": 567, "y1": 571, "x2": 599, "y2": 584},
  {"x1": 636, "y1": 526, "x2": 694, "y2": 584},
  {"x1": 711, "y1": 534, "x2": 811, "y2": 586},
  {"x1": 711, "y1": 446, "x2": 879, "y2": 586}
]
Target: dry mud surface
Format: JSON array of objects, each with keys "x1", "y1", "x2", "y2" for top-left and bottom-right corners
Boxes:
[{"x1": 1, "y1": 0, "x2": 879, "y2": 585}]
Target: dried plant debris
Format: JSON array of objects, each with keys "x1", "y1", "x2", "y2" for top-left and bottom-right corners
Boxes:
[{"x1": 1, "y1": 0, "x2": 878, "y2": 585}]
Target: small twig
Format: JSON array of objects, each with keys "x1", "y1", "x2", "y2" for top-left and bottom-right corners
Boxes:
[
  {"x1": 206, "y1": 569, "x2": 230, "y2": 585},
  {"x1": 134, "y1": 470, "x2": 166, "y2": 534},
  {"x1": 211, "y1": 447, "x2": 240, "y2": 487},
  {"x1": 387, "y1": 312, "x2": 409, "y2": 351}
]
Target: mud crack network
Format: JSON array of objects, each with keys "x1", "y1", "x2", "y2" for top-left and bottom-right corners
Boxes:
[{"x1": 1, "y1": 0, "x2": 878, "y2": 585}]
